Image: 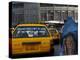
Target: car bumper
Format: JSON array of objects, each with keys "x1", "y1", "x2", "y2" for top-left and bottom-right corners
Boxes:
[{"x1": 9, "y1": 51, "x2": 53, "y2": 58}]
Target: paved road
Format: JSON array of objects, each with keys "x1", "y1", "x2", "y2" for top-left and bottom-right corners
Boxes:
[{"x1": 54, "y1": 44, "x2": 61, "y2": 56}]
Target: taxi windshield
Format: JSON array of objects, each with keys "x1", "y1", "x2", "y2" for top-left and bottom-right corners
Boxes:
[{"x1": 13, "y1": 26, "x2": 50, "y2": 38}]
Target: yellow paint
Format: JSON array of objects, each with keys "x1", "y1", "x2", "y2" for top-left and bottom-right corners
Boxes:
[{"x1": 10, "y1": 24, "x2": 53, "y2": 55}]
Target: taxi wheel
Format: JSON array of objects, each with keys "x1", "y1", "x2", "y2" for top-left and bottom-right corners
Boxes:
[{"x1": 63, "y1": 35, "x2": 75, "y2": 55}]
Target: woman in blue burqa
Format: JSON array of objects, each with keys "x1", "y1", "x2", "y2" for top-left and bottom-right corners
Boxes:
[{"x1": 60, "y1": 16, "x2": 78, "y2": 55}]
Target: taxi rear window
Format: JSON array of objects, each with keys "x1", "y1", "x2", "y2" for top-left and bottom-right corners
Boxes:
[{"x1": 13, "y1": 26, "x2": 50, "y2": 38}]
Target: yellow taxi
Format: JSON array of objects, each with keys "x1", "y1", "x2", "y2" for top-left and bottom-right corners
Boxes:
[
  {"x1": 48, "y1": 27, "x2": 60, "y2": 43},
  {"x1": 9, "y1": 24, "x2": 53, "y2": 56},
  {"x1": 49, "y1": 28, "x2": 60, "y2": 39}
]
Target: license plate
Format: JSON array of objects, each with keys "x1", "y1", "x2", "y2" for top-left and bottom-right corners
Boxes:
[{"x1": 24, "y1": 45, "x2": 39, "y2": 50}]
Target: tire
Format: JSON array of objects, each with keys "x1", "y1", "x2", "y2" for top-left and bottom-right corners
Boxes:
[{"x1": 63, "y1": 34, "x2": 75, "y2": 55}]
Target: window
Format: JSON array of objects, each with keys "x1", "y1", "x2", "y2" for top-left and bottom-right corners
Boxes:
[
  {"x1": 48, "y1": 10, "x2": 54, "y2": 20},
  {"x1": 75, "y1": 8, "x2": 78, "y2": 21},
  {"x1": 68, "y1": 10, "x2": 75, "y2": 20},
  {"x1": 61, "y1": 10, "x2": 68, "y2": 21},
  {"x1": 75, "y1": 12, "x2": 78, "y2": 20},
  {"x1": 54, "y1": 10, "x2": 61, "y2": 21},
  {"x1": 12, "y1": 3, "x2": 24, "y2": 8},
  {"x1": 13, "y1": 26, "x2": 50, "y2": 38},
  {"x1": 12, "y1": 13, "x2": 24, "y2": 25},
  {"x1": 40, "y1": 10, "x2": 47, "y2": 21}
]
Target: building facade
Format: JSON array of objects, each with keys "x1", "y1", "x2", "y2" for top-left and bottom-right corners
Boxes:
[{"x1": 10, "y1": 2, "x2": 78, "y2": 27}]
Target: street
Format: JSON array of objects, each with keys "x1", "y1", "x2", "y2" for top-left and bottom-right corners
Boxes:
[{"x1": 54, "y1": 43, "x2": 61, "y2": 56}]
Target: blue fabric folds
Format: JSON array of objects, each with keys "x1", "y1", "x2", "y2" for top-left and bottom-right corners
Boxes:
[{"x1": 62, "y1": 16, "x2": 78, "y2": 39}]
